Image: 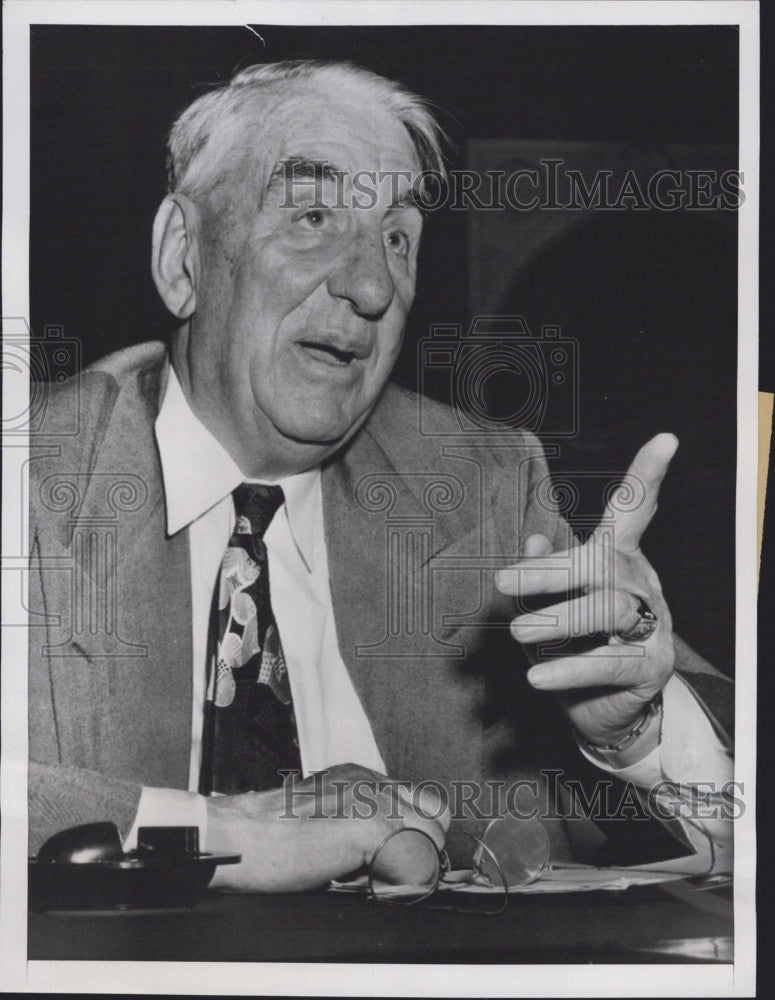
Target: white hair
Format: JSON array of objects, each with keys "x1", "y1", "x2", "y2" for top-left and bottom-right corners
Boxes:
[{"x1": 166, "y1": 60, "x2": 447, "y2": 202}]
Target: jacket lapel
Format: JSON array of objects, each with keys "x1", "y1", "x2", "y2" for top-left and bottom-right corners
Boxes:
[
  {"x1": 52, "y1": 354, "x2": 193, "y2": 788},
  {"x1": 321, "y1": 418, "x2": 490, "y2": 786}
]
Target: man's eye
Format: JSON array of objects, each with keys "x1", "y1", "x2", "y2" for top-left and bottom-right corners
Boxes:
[
  {"x1": 385, "y1": 230, "x2": 410, "y2": 256},
  {"x1": 300, "y1": 208, "x2": 331, "y2": 229}
]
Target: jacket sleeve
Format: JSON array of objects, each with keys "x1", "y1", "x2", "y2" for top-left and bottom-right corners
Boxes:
[
  {"x1": 27, "y1": 501, "x2": 143, "y2": 855},
  {"x1": 28, "y1": 763, "x2": 142, "y2": 856},
  {"x1": 671, "y1": 634, "x2": 734, "y2": 747}
]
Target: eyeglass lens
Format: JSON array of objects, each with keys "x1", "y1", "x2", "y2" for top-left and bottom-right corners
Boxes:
[
  {"x1": 475, "y1": 815, "x2": 551, "y2": 887},
  {"x1": 368, "y1": 828, "x2": 441, "y2": 903},
  {"x1": 368, "y1": 814, "x2": 553, "y2": 905}
]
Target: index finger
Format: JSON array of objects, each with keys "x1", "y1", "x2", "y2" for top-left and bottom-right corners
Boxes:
[{"x1": 495, "y1": 545, "x2": 590, "y2": 596}]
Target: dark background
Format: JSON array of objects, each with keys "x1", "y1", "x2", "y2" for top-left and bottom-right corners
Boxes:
[{"x1": 29, "y1": 24, "x2": 739, "y2": 675}]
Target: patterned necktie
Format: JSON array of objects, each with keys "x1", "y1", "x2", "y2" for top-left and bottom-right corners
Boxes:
[{"x1": 199, "y1": 483, "x2": 301, "y2": 795}]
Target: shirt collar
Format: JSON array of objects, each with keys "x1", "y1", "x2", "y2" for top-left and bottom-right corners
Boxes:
[{"x1": 154, "y1": 365, "x2": 318, "y2": 571}]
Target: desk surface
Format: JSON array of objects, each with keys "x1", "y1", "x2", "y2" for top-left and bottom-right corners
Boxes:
[{"x1": 28, "y1": 880, "x2": 733, "y2": 964}]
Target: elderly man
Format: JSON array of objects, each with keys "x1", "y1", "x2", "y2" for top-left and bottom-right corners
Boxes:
[{"x1": 29, "y1": 61, "x2": 733, "y2": 891}]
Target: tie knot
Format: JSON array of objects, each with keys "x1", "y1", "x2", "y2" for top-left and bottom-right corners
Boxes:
[{"x1": 232, "y1": 483, "x2": 285, "y2": 538}]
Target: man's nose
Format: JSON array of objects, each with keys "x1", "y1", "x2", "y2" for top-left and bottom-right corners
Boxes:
[{"x1": 326, "y1": 233, "x2": 395, "y2": 318}]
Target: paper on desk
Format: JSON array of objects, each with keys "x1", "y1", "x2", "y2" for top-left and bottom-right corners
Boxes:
[
  {"x1": 450, "y1": 866, "x2": 689, "y2": 894},
  {"x1": 330, "y1": 862, "x2": 692, "y2": 897}
]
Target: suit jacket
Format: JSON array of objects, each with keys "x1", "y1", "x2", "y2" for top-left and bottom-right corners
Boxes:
[{"x1": 28, "y1": 342, "x2": 733, "y2": 857}]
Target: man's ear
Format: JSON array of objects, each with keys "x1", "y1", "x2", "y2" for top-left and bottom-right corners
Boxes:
[{"x1": 151, "y1": 194, "x2": 201, "y2": 318}]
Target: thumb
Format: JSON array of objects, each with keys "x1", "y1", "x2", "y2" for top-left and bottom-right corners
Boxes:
[
  {"x1": 599, "y1": 433, "x2": 679, "y2": 552},
  {"x1": 629, "y1": 432, "x2": 679, "y2": 487}
]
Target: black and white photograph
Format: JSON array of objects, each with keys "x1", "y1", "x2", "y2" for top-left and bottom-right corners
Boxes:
[{"x1": 1, "y1": 1, "x2": 758, "y2": 995}]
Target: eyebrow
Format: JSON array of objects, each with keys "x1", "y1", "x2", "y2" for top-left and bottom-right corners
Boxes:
[
  {"x1": 388, "y1": 188, "x2": 425, "y2": 213},
  {"x1": 265, "y1": 156, "x2": 426, "y2": 214},
  {"x1": 267, "y1": 157, "x2": 347, "y2": 191}
]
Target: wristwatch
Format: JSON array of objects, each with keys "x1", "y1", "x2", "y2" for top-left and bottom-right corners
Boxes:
[{"x1": 579, "y1": 691, "x2": 664, "y2": 755}]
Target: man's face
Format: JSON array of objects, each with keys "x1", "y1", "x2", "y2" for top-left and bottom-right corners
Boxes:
[{"x1": 185, "y1": 85, "x2": 424, "y2": 470}]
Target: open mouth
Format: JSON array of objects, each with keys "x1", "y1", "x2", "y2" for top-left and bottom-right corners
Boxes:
[{"x1": 297, "y1": 341, "x2": 359, "y2": 367}]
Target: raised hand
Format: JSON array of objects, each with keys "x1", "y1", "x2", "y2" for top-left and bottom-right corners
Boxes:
[{"x1": 495, "y1": 434, "x2": 679, "y2": 747}]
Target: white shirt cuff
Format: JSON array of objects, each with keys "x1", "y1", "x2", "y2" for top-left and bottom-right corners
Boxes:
[
  {"x1": 577, "y1": 672, "x2": 733, "y2": 788},
  {"x1": 122, "y1": 786, "x2": 209, "y2": 851},
  {"x1": 577, "y1": 673, "x2": 734, "y2": 872}
]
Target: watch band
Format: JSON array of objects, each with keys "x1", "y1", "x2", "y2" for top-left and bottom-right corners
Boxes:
[{"x1": 579, "y1": 692, "x2": 664, "y2": 754}]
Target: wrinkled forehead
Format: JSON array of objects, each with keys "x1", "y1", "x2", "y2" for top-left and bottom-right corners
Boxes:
[{"x1": 221, "y1": 80, "x2": 423, "y2": 202}]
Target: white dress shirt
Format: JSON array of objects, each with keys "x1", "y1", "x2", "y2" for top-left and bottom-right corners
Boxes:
[{"x1": 126, "y1": 367, "x2": 732, "y2": 871}]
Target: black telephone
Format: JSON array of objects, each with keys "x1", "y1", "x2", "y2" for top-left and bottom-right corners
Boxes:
[{"x1": 29, "y1": 823, "x2": 240, "y2": 911}]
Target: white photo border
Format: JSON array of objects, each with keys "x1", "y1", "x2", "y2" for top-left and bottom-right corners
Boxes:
[{"x1": 2, "y1": 1, "x2": 758, "y2": 995}]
